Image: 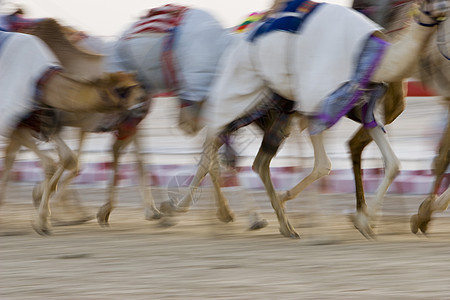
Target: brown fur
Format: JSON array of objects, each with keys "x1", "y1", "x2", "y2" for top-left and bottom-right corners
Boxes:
[
  {"x1": 29, "y1": 18, "x2": 104, "y2": 79},
  {"x1": 351, "y1": 0, "x2": 450, "y2": 234}
]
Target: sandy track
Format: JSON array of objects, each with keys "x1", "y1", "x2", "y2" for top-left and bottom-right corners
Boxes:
[{"x1": 1, "y1": 185, "x2": 450, "y2": 299}]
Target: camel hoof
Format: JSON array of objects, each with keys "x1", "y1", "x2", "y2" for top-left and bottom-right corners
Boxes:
[
  {"x1": 410, "y1": 214, "x2": 419, "y2": 234},
  {"x1": 159, "y1": 201, "x2": 176, "y2": 216},
  {"x1": 280, "y1": 229, "x2": 300, "y2": 239},
  {"x1": 419, "y1": 219, "x2": 430, "y2": 234},
  {"x1": 410, "y1": 213, "x2": 431, "y2": 235},
  {"x1": 249, "y1": 219, "x2": 268, "y2": 230},
  {"x1": 146, "y1": 211, "x2": 163, "y2": 221},
  {"x1": 145, "y1": 206, "x2": 163, "y2": 220},
  {"x1": 350, "y1": 213, "x2": 375, "y2": 240},
  {"x1": 279, "y1": 226, "x2": 300, "y2": 239},
  {"x1": 32, "y1": 222, "x2": 52, "y2": 236},
  {"x1": 216, "y1": 209, "x2": 234, "y2": 223},
  {"x1": 96, "y1": 208, "x2": 111, "y2": 227}
]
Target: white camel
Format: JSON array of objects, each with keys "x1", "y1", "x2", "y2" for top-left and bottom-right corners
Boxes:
[
  {"x1": 0, "y1": 30, "x2": 146, "y2": 234},
  {"x1": 166, "y1": 0, "x2": 449, "y2": 239}
]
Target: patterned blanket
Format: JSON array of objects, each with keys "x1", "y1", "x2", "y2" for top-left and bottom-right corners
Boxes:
[
  {"x1": 249, "y1": 0, "x2": 323, "y2": 41},
  {"x1": 107, "y1": 7, "x2": 231, "y2": 102},
  {"x1": 123, "y1": 4, "x2": 188, "y2": 39}
]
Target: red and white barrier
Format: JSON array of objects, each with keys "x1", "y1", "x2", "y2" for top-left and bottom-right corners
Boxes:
[{"x1": 2, "y1": 161, "x2": 448, "y2": 195}]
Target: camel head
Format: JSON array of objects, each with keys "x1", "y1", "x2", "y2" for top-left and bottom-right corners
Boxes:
[
  {"x1": 94, "y1": 72, "x2": 148, "y2": 112},
  {"x1": 419, "y1": 0, "x2": 449, "y2": 19}
]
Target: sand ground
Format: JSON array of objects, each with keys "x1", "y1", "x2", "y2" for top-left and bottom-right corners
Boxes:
[{"x1": 1, "y1": 184, "x2": 450, "y2": 299}]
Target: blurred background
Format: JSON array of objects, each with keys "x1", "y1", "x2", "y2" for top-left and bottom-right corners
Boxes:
[
  {"x1": 0, "y1": 0, "x2": 448, "y2": 198},
  {"x1": 0, "y1": 93, "x2": 447, "y2": 195}
]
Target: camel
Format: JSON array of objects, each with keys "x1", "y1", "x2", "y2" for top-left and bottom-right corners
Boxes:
[
  {"x1": 408, "y1": 10, "x2": 450, "y2": 233},
  {"x1": 166, "y1": 0, "x2": 448, "y2": 239},
  {"x1": 354, "y1": 0, "x2": 450, "y2": 235},
  {"x1": 0, "y1": 30, "x2": 146, "y2": 234},
  {"x1": 30, "y1": 18, "x2": 163, "y2": 223},
  {"x1": 45, "y1": 4, "x2": 273, "y2": 228},
  {"x1": 0, "y1": 18, "x2": 161, "y2": 227},
  {"x1": 1, "y1": 10, "x2": 271, "y2": 229}
]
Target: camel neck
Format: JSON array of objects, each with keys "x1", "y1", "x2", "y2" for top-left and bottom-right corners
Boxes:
[
  {"x1": 40, "y1": 72, "x2": 121, "y2": 113},
  {"x1": 371, "y1": 11, "x2": 438, "y2": 82}
]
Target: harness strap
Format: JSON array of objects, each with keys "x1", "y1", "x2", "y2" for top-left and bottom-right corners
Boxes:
[
  {"x1": 437, "y1": 19, "x2": 450, "y2": 60},
  {"x1": 161, "y1": 29, "x2": 179, "y2": 90},
  {"x1": 35, "y1": 66, "x2": 63, "y2": 103}
]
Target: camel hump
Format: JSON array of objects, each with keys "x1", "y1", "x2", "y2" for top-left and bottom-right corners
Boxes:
[
  {"x1": 32, "y1": 18, "x2": 103, "y2": 57},
  {"x1": 31, "y1": 18, "x2": 105, "y2": 79}
]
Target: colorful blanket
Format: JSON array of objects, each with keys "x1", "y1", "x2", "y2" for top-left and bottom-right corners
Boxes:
[
  {"x1": 249, "y1": 0, "x2": 323, "y2": 41},
  {"x1": 233, "y1": 12, "x2": 266, "y2": 33},
  {"x1": 0, "y1": 31, "x2": 60, "y2": 138}
]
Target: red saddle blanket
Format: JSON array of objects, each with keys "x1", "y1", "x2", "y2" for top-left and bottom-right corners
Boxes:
[{"x1": 125, "y1": 4, "x2": 188, "y2": 38}]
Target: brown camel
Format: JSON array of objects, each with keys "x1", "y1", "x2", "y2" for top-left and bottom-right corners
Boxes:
[
  {"x1": 31, "y1": 19, "x2": 162, "y2": 223},
  {"x1": 0, "y1": 29, "x2": 146, "y2": 234},
  {"x1": 354, "y1": 0, "x2": 450, "y2": 235}
]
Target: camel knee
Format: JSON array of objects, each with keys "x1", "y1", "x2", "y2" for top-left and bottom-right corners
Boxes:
[
  {"x1": 313, "y1": 162, "x2": 332, "y2": 179},
  {"x1": 252, "y1": 154, "x2": 270, "y2": 176},
  {"x1": 60, "y1": 151, "x2": 78, "y2": 171},
  {"x1": 385, "y1": 159, "x2": 400, "y2": 180}
]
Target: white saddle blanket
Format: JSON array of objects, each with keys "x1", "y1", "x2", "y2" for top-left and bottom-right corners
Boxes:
[
  {"x1": 0, "y1": 32, "x2": 60, "y2": 138},
  {"x1": 205, "y1": 3, "x2": 382, "y2": 131}
]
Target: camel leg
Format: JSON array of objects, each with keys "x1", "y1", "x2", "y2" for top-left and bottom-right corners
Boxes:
[
  {"x1": 280, "y1": 132, "x2": 332, "y2": 204},
  {"x1": 52, "y1": 130, "x2": 85, "y2": 199},
  {"x1": 132, "y1": 131, "x2": 162, "y2": 220},
  {"x1": 0, "y1": 135, "x2": 21, "y2": 207},
  {"x1": 208, "y1": 139, "x2": 235, "y2": 223},
  {"x1": 256, "y1": 120, "x2": 330, "y2": 238},
  {"x1": 367, "y1": 126, "x2": 400, "y2": 219},
  {"x1": 347, "y1": 127, "x2": 376, "y2": 238},
  {"x1": 159, "y1": 137, "x2": 218, "y2": 216},
  {"x1": 3, "y1": 128, "x2": 57, "y2": 208},
  {"x1": 348, "y1": 81, "x2": 405, "y2": 237},
  {"x1": 247, "y1": 109, "x2": 297, "y2": 230},
  {"x1": 158, "y1": 144, "x2": 211, "y2": 227},
  {"x1": 33, "y1": 164, "x2": 64, "y2": 235},
  {"x1": 96, "y1": 135, "x2": 128, "y2": 226},
  {"x1": 348, "y1": 127, "x2": 372, "y2": 212},
  {"x1": 432, "y1": 187, "x2": 450, "y2": 213},
  {"x1": 33, "y1": 134, "x2": 77, "y2": 235},
  {"x1": 411, "y1": 115, "x2": 450, "y2": 234},
  {"x1": 350, "y1": 126, "x2": 399, "y2": 238},
  {"x1": 49, "y1": 130, "x2": 94, "y2": 225},
  {"x1": 253, "y1": 141, "x2": 302, "y2": 238},
  {"x1": 160, "y1": 135, "x2": 234, "y2": 224}
]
